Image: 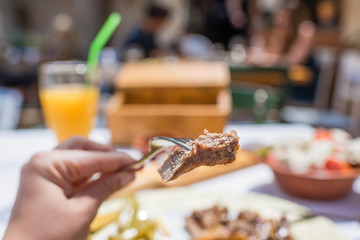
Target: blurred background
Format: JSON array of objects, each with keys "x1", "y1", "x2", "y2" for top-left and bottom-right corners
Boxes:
[{"x1": 1, "y1": 0, "x2": 360, "y2": 136}]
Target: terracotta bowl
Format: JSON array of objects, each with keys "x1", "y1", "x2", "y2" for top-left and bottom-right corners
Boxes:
[{"x1": 266, "y1": 159, "x2": 360, "y2": 200}]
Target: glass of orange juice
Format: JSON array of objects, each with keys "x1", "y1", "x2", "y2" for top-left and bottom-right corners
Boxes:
[{"x1": 39, "y1": 61, "x2": 99, "y2": 142}]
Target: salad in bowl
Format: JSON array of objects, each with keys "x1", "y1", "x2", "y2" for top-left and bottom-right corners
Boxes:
[{"x1": 263, "y1": 128, "x2": 360, "y2": 200}]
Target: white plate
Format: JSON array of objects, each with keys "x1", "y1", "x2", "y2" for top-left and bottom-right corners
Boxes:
[{"x1": 93, "y1": 188, "x2": 347, "y2": 240}]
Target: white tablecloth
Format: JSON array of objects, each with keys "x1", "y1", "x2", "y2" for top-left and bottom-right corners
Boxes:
[{"x1": 0, "y1": 124, "x2": 359, "y2": 239}]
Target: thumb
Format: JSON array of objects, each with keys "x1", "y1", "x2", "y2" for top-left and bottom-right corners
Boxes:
[{"x1": 72, "y1": 172, "x2": 135, "y2": 209}]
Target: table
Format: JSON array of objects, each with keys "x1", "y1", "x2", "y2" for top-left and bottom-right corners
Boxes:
[{"x1": 1, "y1": 124, "x2": 359, "y2": 239}]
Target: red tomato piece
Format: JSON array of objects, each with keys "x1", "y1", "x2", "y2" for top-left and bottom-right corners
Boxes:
[
  {"x1": 325, "y1": 159, "x2": 350, "y2": 171},
  {"x1": 315, "y1": 128, "x2": 333, "y2": 141}
]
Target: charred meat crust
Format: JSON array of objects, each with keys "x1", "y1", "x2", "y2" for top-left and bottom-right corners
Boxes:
[{"x1": 158, "y1": 130, "x2": 240, "y2": 182}]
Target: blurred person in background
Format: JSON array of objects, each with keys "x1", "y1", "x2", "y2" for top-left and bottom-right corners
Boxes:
[
  {"x1": 201, "y1": 0, "x2": 249, "y2": 50},
  {"x1": 247, "y1": 6, "x2": 318, "y2": 102},
  {"x1": 121, "y1": 3, "x2": 170, "y2": 60},
  {"x1": 247, "y1": 7, "x2": 316, "y2": 66}
]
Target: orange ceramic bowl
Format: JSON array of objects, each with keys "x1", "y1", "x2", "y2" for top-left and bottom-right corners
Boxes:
[{"x1": 266, "y1": 158, "x2": 360, "y2": 200}]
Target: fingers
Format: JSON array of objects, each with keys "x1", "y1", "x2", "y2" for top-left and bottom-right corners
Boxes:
[
  {"x1": 81, "y1": 140, "x2": 113, "y2": 152},
  {"x1": 51, "y1": 150, "x2": 136, "y2": 184},
  {"x1": 55, "y1": 136, "x2": 112, "y2": 152},
  {"x1": 72, "y1": 172, "x2": 135, "y2": 208}
]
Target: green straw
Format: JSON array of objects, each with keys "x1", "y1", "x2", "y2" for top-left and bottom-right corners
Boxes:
[{"x1": 86, "y1": 12, "x2": 121, "y2": 84}]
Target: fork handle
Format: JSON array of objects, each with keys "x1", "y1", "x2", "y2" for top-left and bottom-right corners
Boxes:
[{"x1": 119, "y1": 146, "x2": 164, "y2": 172}]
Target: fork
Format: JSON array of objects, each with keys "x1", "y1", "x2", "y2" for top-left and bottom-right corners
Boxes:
[
  {"x1": 121, "y1": 137, "x2": 193, "y2": 171},
  {"x1": 152, "y1": 137, "x2": 192, "y2": 151}
]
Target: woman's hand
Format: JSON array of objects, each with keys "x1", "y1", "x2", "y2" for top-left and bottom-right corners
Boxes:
[{"x1": 4, "y1": 137, "x2": 136, "y2": 240}]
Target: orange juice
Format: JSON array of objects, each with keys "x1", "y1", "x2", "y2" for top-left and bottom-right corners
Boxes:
[{"x1": 40, "y1": 85, "x2": 99, "y2": 141}]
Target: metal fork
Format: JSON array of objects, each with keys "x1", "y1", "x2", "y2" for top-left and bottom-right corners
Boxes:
[
  {"x1": 152, "y1": 137, "x2": 192, "y2": 151},
  {"x1": 121, "y1": 137, "x2": 193, "y2": 171}
]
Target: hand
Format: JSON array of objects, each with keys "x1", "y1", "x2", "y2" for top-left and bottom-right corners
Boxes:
[
  {"x1": 55, "y1": 136, "x2": 113, "y2": 151},
  {"x1": 4, "y1": 137, "x2": 136, "y2": 240}
]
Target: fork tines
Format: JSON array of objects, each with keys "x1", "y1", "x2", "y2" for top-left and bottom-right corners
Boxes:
[
  {"x1": 173, "y1": 137, "x2": 193, "y2": 143},
  {"x1": 152, "y1": 136, "x2": 192, "y2": 151}
]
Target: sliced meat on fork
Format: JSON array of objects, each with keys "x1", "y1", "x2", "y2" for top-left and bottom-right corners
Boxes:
[{"x1": 158, "y1": 130, "x2": 239, "y2": 182}]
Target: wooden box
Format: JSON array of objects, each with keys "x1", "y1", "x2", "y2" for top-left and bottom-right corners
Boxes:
[{"x1": 106, "y1": 62, "x2": 231, "y2": 145}]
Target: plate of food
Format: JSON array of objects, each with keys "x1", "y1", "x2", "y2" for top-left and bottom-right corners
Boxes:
[
  {"x1": 88, "y1": 188, "x2": 348, "y2": 240},
  {"x1": 260, "y1": 128, "x2": 360, "y2": 200}
]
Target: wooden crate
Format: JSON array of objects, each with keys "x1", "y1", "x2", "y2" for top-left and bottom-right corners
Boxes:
[
  {"x1": 106, "y1": 61, "x2": 231, "y2": 145},
  {"x1": 116, "y1": 62, "x2": 230, "y2": 88},
  {"x1": 116, "y1": 61, "x2": 230, "y2": 104},
  {"x1": 121, "y1": 87, "x2": 221, "y2": 105},
  {"x1": 106, "y1": 90, "x2": 231, "y2": 145}
]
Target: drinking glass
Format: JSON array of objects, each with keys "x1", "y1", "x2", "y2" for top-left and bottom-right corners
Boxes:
[{"x1": 39, "y1": 61, "x2": 99, "y2": 142}]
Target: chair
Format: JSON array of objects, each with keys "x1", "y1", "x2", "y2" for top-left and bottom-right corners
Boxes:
[
  {"x1": 331, "y1": 49, "x2": 360, "y2": 133},
  {"x1": 229, "y1": 66, "x2": 290, "y2": 123},
  {"x1": 231, "y1": 83, "x2": 282, "y2": 123},
  {"x1": 0, "y1": 87, "x2": 23, "y2": 129},
  {"x1": 281, "y1": 49, "x2": 360, "y2": 134},
  {"x1": 313, "y1": 46, "x2": 337, "y2": 108},
  {"x1": 230, "y1": 65, "x2": 291, "y2": 109}
]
